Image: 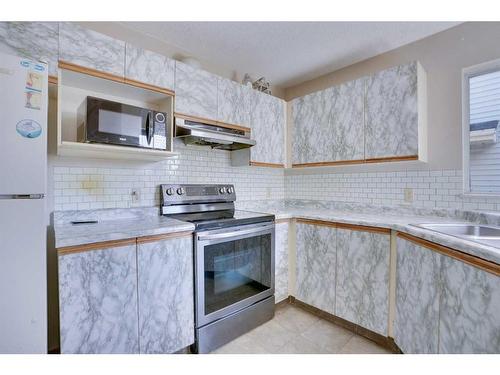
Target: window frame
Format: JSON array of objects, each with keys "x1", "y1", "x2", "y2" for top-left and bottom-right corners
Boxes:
[{"x1": 462, "y1": 58, "x2": 500, "y2": 196}]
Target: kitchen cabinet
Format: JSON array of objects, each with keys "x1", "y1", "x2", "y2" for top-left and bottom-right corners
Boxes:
[
  {"x1": 59, "y1": 22, "x2": 125, "y2": 77},
  {"x1": 394, "y1": 236, "x2": 442, "y2": 354},
  {"x1": 174, "y1": 61, "x2": 218, "y2": 120},
  {"x1": 295, "y1": 221, "x2": 336, "y2": 314},
  {"x1": 0, "y1": 21, "x2": 59, "y2": 76},
  {"x1": 275, "y1": 221, "x2": 289, "y2": 303},
  {"x1": 335, "y1": 226, "x2": 390, "y2": 336},
  {"x1": 364, "y1": 61, "x2": 421, "y2": 160},
  {"x1": 125, "y1": 44, "x2": 175, "y2": 91},
  {"x1": 217, "y1": 77, "x2": 252, "y2": 127},
  {"x1": 58, "y1": 243, "x2": 139, "y2": 354},
  {"x1": 291, "y1": 78, "x2": 365, "y2": 166},
  {"x1": 137, "y1": 235, "x2": 195, "y2": 354},
  {"x1": 439, "y1": 256, "x2": 500, "y2": 354}
]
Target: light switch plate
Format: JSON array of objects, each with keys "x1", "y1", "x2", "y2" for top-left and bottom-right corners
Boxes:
[{"x1": 404, "y1": 188, "x2": 414, "y2": 203}]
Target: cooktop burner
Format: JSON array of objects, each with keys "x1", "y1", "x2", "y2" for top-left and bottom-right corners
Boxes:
[{"x1": 160, "y1": 184, "x2": 274, "y2": 231}]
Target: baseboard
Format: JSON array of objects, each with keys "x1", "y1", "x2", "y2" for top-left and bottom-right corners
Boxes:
[{"x1": 289, "y1": 296, "x2": 402, "y2": 354}]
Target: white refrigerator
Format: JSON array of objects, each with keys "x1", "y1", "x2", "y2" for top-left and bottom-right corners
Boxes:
[{"x1": 0, "y1": 52, "x2": 48, "y2": 353}]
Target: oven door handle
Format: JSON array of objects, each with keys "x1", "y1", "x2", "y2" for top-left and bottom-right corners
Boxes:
[{"x1": 197, "y1": 224, "x2": 273, "y2": 241}]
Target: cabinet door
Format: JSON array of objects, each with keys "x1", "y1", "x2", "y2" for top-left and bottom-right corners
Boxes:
[
  {"x1": 217, "y1": 77, "x2": 252, "y2": 126},
  {"x1": 292, "y1": 79, "x2": 364, "y2": 165},
  {"x1": 125, "y1": 44, "x2": 175, "y2": 90},
  {"x1": 275, "y1": 221, "x2": 289, "y2": 302},
  {"x1": 394, "y1": 237, "x2": 441, "y2": 354},
  {"x1": 58, "y1": 244, "x2": 139, "y2": 354},
  {"x1": 59, "y1": 22, "x2": 125, "y2": 77},
  {"x1": 251, "y1": 91, "x2": 286, "y2": 165},
  {"x1": 365, "y1": 62, "x2": 419, "y2": 159},
  {"x1": 439, "y1": 256, "x2": 500, "y2": 354},
  {"x1": 137, "y1": 236, "x2": 195, "y2": 354},
  {"x1": 295, "y1": 223, "x2": 336, "y2": 314},
  {"x1": 0, "y1": 22, "x2": 59, "y2": 76},
  {"x1": 336, "y1": 228, "x2": 390, "y2": 335},
  {"x1": 174, "y1": 61, "x2": 218, "y2": 120}
]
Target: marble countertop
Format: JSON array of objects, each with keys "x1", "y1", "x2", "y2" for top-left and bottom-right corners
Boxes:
[
  {"x1": 239, "y1": 201, "x2": 500, "y2": 265},
  {"x1": 54, "y1": 209, "x2": 195, "y2": 249}
]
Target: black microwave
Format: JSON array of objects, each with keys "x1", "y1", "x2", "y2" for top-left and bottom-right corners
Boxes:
[{"x1": 77, "y1": 96, "x2": 169, "y2": 151}]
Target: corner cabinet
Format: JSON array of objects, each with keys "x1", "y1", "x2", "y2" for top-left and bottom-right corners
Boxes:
[
  {"x1": 335, "y1": 225, "x2": 390, "y2": 336},
  {"x1": 174, "y1": 61, "x2": 218, "y2": 121},
  {"x1": 295, "y1": 220, "x2": 336, "y2": 314},
  {"x1": 57, "y1": 233, "x2": 195, "y2": 354}
]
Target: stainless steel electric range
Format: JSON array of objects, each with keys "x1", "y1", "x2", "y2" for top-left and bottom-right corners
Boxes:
[{"x1": 160, "y1": 184, "x2": 276, "y2": 353}]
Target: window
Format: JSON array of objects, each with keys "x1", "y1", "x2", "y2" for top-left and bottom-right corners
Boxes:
[{"x1": 463, "y1": 59, "x2": 500, "y2": 194}]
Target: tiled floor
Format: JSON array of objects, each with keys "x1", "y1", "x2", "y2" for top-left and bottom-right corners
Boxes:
[{"x1": 211, "y1": 304, "x2": 394, "y2": 354}]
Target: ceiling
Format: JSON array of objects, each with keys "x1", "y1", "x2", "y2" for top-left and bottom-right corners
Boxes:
[{"x1": 120, "y1": 22, "x2": 461, "y2": 88}]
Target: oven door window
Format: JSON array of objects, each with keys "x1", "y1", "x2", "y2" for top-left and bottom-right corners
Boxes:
[{"x1": 204, "y1": 233, "x2": 272, "y2": 315}]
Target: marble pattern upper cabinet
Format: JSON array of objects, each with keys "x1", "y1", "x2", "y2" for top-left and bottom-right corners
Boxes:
[
  {"x1": 394, "y1": 237, "x2": 441, "y2": 354},
  {"x1": 292, "y1": 78, "x2": 365, "y2": 165},
  {"x1": 275, "y1": 221, "x2": 289, "y2": 303},
  {"x1": 295, "y1": 222, "x2": 336, "y2": 314},
  {"x1": 217, "y1": 78, "x2": 252, "y2": 126},
  {"x1": 250, "y1": 91, "x2": 286, "y2": 165},
  {"x1": 174, "y1": 61, "x2": 218, "y2": 120},
  {"x1": 439, "y1": 257, "x2": 500, "y2": 354},
  {"x1": 58, "y1": 244, "x2": 139, "y2": 354},
  {"x1": 125, "y1": 44, "x2": 175, "y2": 91},
  {"x1": 137, "y1": 236, "x2": 195, "y2": 354},
  {"x1": 365, "y1": 61, "x2": 423, "y2": 160},
  {"x1": 335, "y1": 227, "x2": 390, "y2": 336},
  {"x1": 0, "y1": 22, "x2": 59, "y2": 76},
  {"x1": 59, "y1": 22, "x2": 125, "y2": 77}
]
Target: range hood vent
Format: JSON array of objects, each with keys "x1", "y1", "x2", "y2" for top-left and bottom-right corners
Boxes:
[{"x1": 175, "y1": 117, "x2": 256, "y2": 151}]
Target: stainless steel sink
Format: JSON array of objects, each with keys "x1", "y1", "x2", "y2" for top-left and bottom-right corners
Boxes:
[{"x1": 414, "y1": 223, "x2": 500, "y2": 239}]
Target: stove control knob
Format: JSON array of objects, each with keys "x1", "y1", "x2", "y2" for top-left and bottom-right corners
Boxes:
[
  {"x1": 227, "y1": 186, "x2": 234, "y2": 194},
  {"x1": 177, "y1": 187, "x2": 185, "y2": 195},
  {"x1": 166, "y1": 188, "x2": 174, "y2": 196},
  {"x1": 219, "y1": 187, "x2": 226, "y2": 194}
]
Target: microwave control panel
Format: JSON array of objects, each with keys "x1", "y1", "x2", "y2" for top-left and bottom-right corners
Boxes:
[{"x1": 153, "y1": 111, "x2": 168, "y2": 150}]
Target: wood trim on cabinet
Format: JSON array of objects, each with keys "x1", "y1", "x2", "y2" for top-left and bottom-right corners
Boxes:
[
  {"x1": 397, "y1": 232, "x2": 500, "y2": 276},
  {"x1": 48, "y1": 75, "x2": 58, "y2": 85},
  {"x1": 57, "y1": 238, "x2": 137, "y2": 256},
  {"x1": 292, "y1": 159, "x2": 365, "y2": 168},
  {"x1": 136, "y1": 231, "x2": 193, "y2": 244},
  {"x1": 58, "y1": 61, "x2": 175, "y2": 96},
  {"x1": 123, "y1": 77, "x2": 175, "y2": 96},
  {"x1": 336, "y1": 222, "x2": 391, "y2": 235},
  {"x1": 58, "y1": 60, "x2": 125, "y2": 85},
  {"x1": 249, "y1": 161, "x2": 285, "y2": 168},
  {"x1": 296, "y1": 218, "x2": 337, "y2": 228},
  {"x1": 174, "y1": 112, "x2": 251, "y2": 133},
  {"x1": 275, "y1": 218, "x2": 291, "y2": 224},
  {"x1": 365, "y1": 155, "x2": 418, "y2": 163}
]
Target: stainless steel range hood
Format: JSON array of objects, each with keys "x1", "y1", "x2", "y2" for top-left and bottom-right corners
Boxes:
[{"x1": 175, "y1": 117, "x2": 256, "y2": 151}]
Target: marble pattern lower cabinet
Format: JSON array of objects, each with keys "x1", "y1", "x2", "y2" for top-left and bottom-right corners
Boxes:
[
  {"x1": 291, "y1": 78, "x2": 364, "y2": 164},
  {"x1": 125, "y1": 44, "x2": 175, "y2": 90},
  {"x1": 275, "y1": 221, "x2": 289, "y2": 302},
  {"x1": 250, "y1": 91, "x2": 286, "y2": 165},
  {"x1": 58, "y1": 245, "x2": 139, "y2": 354},
  {"x1": 394, "y1": 237, "x2": 441, "y2": 353},
  {"x1": 217, "y1": 77, "x2": 252, "y2": 127},
  {"x1": 335, "y1": 228, "x2": 390, "y2": 336},
  {"x1": 439, "y1": 256, "x2": 500, "y2": 354},
  {"x1": 365, "y1": 62, "x2": 419, "y2": 159},
  {"x1": 0, "y1": 22, "x2": 59, "y2": 76},
  {"x1": 174, "y1": 61, "x2": 218, "y2": 120},
  {"x1": 295, "y1": 222, "x2": 336, "y2": 314},
  {"x1": 137, "y1": 236, "x2": 195, "y2": 354},
  {"x1": 59, "y1": 22, "x2": 125, "y2": 77}
]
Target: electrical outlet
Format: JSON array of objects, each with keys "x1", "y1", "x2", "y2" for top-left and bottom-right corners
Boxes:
[
  {"x1": 404, "y1": 188, "x2": 414, "y2": 203},
  {"x1": 131, "y1": 189, "x2": 140, "y2": 202},
  {"x1": 266, "y1": 187, "x2": 272, "y2": 199}
]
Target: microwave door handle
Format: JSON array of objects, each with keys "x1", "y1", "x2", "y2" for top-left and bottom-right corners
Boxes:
[{"x1": 146, "y1": 112, "x2": 153, "y2": 145}]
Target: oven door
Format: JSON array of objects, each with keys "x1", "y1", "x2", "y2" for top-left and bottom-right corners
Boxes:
[
  {"x1": 195, "y1": 222, "x2": 275, "y2": 327},
  {"x1": 86, "y1": 96, "x2": 155, "y2": 148}
]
